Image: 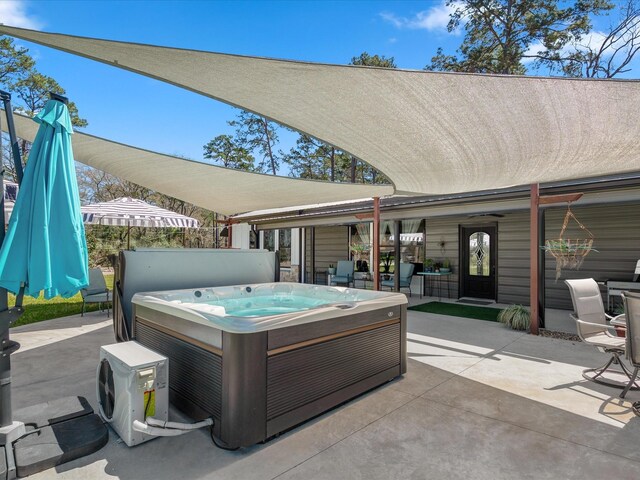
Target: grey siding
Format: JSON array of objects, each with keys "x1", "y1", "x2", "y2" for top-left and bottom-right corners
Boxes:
[
  {"x1": 497, "y1": 212, "x2": 530, "y2": 306},
  {"x1": 304, "y1": 226, "x2": 350, "y2": 283},
  {"x1": 424, "y1": 216, "x2": 526, "y2": 303},
  {"x1": 425, "y1": 202, "x2": 640, "y2": 310},
  {"x1": 544, "y1": 203, "x2": 640, "y2": 310},
  {"x1": 424, "y1": 217, "x2": 460, "y2": 299}
]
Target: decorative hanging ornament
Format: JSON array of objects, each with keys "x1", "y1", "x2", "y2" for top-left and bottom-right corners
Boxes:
[{"x1": 542, "y1": 204, "x2": 596, "y2": 281}]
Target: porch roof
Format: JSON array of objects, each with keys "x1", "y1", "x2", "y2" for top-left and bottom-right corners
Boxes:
[{"x1": 234, "y1": 172, "x2": 640, "y2": 228}]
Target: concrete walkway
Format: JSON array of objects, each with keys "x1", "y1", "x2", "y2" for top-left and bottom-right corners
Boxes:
[{"x1": 9, "y1": 307, "x2": 640, "y2": 479}]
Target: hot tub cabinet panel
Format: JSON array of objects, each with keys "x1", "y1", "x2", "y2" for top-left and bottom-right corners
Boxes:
[{"x1": 132, "y1": 284, "x2": 407, "y2": 449}]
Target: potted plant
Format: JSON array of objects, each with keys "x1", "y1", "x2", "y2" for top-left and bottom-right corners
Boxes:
[
  {"x1": 424, "y1": 258, "x2": 434, "y2": 272},
  {"x1": 381, "y1": 252, "x2": 393, "y2": 274},
  {"x1": 498, "y1": 305, "x2": 530, "y2": 331},
  {"x1": 327, "y1": 264, "x2": 336, "y2": 275},
  {"x1": 433, "y1": 261, "x2": 442, "y2": 273},
  {"x1": 350, "y1": 243, "x2": 371, "y2": 272},
  {"x1": 440, "y1": 258, "x2": 451, "y2": 273}
]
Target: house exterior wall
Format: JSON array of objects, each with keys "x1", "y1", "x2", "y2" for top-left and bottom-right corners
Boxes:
[
  {"x1": 304, "y1": 225, "x2": 350, "y2": 284},
  {"x1": 424, "y1": 217, "x2": 461, "y2": 299},
  {"x1": 544, "y1": 203, "x2": 640, "y2": 310},
  {"x1": 425, "y1": 202, "x2": 640, "y2": 310},
  {"x1": 231, "y1": 223, "x2": 252, "y2": 249}
]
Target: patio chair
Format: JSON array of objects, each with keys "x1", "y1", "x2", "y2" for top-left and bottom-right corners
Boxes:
[
  {"x1": 330, "y1": 260, "x2": 354, "y2": 287},
  {"x1": 565, "y1": 278, "x2": 631, "y2": 388},
  {"x1": 81, "y1": 268, "x2": 112, "y2": 317},
  {"x1": 621, "y1": 292, "x2": 640, "y2": 398},
  {"x1": 381, "y1": 263, "x2": 415, "y2": 296}
]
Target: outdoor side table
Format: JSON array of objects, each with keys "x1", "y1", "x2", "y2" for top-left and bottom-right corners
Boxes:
[
  {"x1": 314, "y1": 268, "x2": 328, "y2": 285},
  {"x1": 353, "y1": 272, "x2": 371, "y2": 289},
  {"x1": 610, "y1": 314, "x2": 627, "y2": 338},
  {"x1": 417, "y1": 272, "x2": 452, "y2": 300}
]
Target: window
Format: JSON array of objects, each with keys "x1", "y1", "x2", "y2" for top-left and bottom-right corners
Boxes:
[
  {"x1": 263, "y1": 230, "x2": 275, "y2": 251},
  {"x1": 469, "y1": 232, "x2": 490, "y2": 276},
  {"x1": 279, "y1": 229, "x2": 291, "y2": 268},
  {"x1": 379, "y1": 220, "x2": 425, "y2": 272},
  {"x1": 260, "y1": 229, "x2": 292, "y2": 268}
]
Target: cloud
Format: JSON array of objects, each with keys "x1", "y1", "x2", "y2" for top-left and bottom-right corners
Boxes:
[
  {"x1": 380, "y1": 2, "x2": 459, "y2": 33},
  {"x1": 0, "y1": 0, "x2": 42, "y2": 29},
  {"x1": 523, "y1": 31, "x2": 612, "y2": 64},
  {"x1": 522, "y1": 40, "x2": 545, "y2": 64}
]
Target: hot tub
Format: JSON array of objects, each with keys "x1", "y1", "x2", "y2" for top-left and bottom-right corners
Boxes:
[{"x1": 131, "y1": 282, "x2": 407, "y2": 448}]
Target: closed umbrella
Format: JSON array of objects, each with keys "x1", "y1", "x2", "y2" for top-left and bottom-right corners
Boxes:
[
  {"x1": 81, "y1": 197, "x2": 200, "y2": 249},
  {"x1": 0, "y1": 95, "x2": 106, "y2": 475},
  {"x1": 0, "y1": 99, "x2": 89, "y2": 298}
]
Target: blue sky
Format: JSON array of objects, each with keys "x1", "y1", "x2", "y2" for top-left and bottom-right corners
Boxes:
[{"x1": 1, "y1": 0, "x2": 637, "y2": 173}]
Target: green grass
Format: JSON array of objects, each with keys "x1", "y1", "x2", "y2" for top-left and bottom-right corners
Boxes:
[
  {"x1": 9, "y1": 274, "x2": 113, "y2": 328},
  {"x1": 408, "y1": 301, "x2": 503, "y2": 322}
]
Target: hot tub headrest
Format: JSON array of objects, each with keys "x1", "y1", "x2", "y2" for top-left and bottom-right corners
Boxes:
[{"x1": 115, "y1": 248, "x2": 278, "y2": 339}]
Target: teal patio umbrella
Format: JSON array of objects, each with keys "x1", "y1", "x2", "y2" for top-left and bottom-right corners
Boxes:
[{"x1": 0, "y1": 99, "x2": 89, "y2": 298}]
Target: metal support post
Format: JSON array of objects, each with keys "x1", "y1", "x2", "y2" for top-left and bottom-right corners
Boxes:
[
  {"x1": 393, "y1": 220, "x2": 401, "y2": 292},
  {"x1": 373, "y1": 198, "x2": 380, "y2": 291},
  {"x1": 530, "y1": 184, "x2": 540, "y2": 335}
]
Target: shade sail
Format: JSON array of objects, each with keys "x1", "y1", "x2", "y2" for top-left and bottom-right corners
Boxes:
[
  {"x1": 4, "y1": 112, "x2": 392, "y2": 215},
  {"x1": 1, "y1": 25, "x2": 639, "y2": 197},
  {"x1": 82, "y1": 197, "x2": 200, "y2": 228},
  {"x1": 0, "y1": 100, "x2": 88, "y2": 298}
]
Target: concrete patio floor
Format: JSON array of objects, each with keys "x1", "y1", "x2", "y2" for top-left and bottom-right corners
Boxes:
[{"x1": 9, "y1": 303, "x2": 640, "y2": 479}]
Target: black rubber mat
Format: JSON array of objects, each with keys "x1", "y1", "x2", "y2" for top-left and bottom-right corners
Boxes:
[
  {"x1": 0, "y1": 445, "x2": 7, "y2": 479},
  {"x1": 15, "y1": 396, "x2": 93, "y2": 430},
  {"x1": 13, "y1": 414, "x2": 108, "y2": 477}
]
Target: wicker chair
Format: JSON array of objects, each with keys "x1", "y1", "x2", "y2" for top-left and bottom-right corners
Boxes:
[{"x1": 565, "y1": 278, "x2": 633, "y2": 388}]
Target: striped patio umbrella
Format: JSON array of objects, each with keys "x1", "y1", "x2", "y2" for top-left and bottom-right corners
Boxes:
[{"x1": 81, "y1": 197, "x2": 200, "y2": 249}]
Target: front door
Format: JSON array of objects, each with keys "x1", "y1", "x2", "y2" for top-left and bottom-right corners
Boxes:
[{"x1": 460, "y1": 225, "x2": 497, "y2": 300}]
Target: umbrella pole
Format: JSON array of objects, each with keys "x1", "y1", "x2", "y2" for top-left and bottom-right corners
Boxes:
[
  {"x1": 127, "y1": 224, "x2": 131, "y2": 250},
  {"x1": 0, "y1": 93, "x2": 108, "y2": 477},
  {"x1": 0, "y1": 91, "x2": 25, "y2": 183},
  {"x1": 0, "y1": 90, "x2": 27, "y2": 468}
]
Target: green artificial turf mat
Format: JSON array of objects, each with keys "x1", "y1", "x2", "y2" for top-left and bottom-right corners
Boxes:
[{"x1": 408, "y1": 301, "x2": 503, "y2": 322}]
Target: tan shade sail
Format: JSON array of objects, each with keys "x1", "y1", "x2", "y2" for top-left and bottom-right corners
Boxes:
[
  {"x1": 1, "y1": 25, "x2": 639, "y2": 197},
  {"x1": 3, "y1": 113, "x2": 392, "y2": 215}
]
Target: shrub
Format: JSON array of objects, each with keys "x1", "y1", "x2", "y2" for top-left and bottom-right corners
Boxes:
[{"x1": 498, "y1": 305, "x2": 530, "y2": 331}]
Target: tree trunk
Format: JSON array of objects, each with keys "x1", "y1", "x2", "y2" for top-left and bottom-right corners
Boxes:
[
  {"x1": 330, "y1": 147, "x2": 335, "y2": 182},
  {"x1": 350, "y1": 157, "x2": 356, "y2": 183},
  {"x1": 262, "y1": 117, "x2": 277, "y2": 175}
]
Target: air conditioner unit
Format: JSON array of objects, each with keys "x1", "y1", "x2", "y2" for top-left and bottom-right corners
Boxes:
[{"x1": 97, "y1": 341, "x2": 169, "y2": 447}]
